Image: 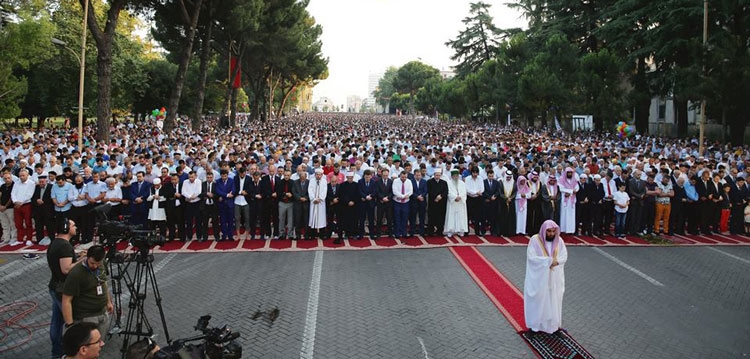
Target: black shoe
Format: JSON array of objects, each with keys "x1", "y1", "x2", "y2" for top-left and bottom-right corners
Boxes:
[{"x1": 333, "y1": 238, "x2": 342, "y2": 244}]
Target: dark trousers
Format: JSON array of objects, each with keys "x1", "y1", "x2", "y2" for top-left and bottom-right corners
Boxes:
[
  {"x1": 294, "y1": 202, "x2": 309, "y2": 239},
  {"x1": 341, "y1": 203, "x2": 359, "y2": 237},
  {"x1": 68, "y1": 206, "x2": 87, "y2": 243},
  {"x1": 730, "y1": 204, "x2": 745, "y2": 234},
  {"x1": 248, "y1": 201, "x2": 262, "y2": 238},
  {"x1": 393, "y1": 201, "x2": 409, "y2": 237},
  {"x1": 359, "y1": 204, "x2": 376, "y2": 237},
  {"x1": 184, "y1": 202, "x2": 202, "y2": 240},
  {"x1": 498, "y1": 200, "x2": 515, "y2": 236},
  {"x1": 219, "y1": 204, "x2": 234, "y2": 239},
  {"x1": 327, "y1": 205, "x2": 342, "y2": 238},
  {"x1": 409, "y1": 200, "x2": 426, "y2": 236},
  {"x1": 467, "y1": 196, "x2": 482, "y2": 230},
  {"x1": 627, "y1": 200, "x2": 644, "y2": 234},
  {"x1": 376, "y1": 202, "x2": 393, "y2": 236},
  {"x1": 686, "y1": 201, "x2": 700, "y2": 234},
  {"x1": 167, "y1": 205, "x2": 185, "y2": 240},
  {"x1": 602, "y1": 201, "x2": 614, "y2": 234},
  {"x1": 426, "y1": 202, "x2": 446, "y2": 236},
  {"x1": 81, "y1": 204, "x2": 96, "y2": 242},
  {"x1": 643, "y1": 202, "x2": 655, "y2": 233},
  {"x1": 33, "y1": 208, "x2": 54, "y2": 241},
  {"x1": 576, "y1": 202, "x2": 591, "y2": 234},
  {"x1": 699, "y1": 200, "x2": 715, "y2": 233},
  {"x1": 131, "y1": 203, "x2": 148, "y2": 227},
  {"x1": 201, "y1": 204, "x2": 220, "y2": 240},
  {"x1": 482, "y1": 200, "x2": 499, "y2": 235},
  {"x1": 670, "y1": 200, "x2": 685, "y2": 234},
  {"x1": 590, "y1": 202, "x2": 603, "y2": 235},
  {"x1": 262, "y1": 200, "x2": 279, "y2": 237}
]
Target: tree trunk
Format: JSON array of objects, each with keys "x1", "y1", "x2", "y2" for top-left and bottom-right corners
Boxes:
[
  {"x1": 540, "y1": 110, "x2": 548, "y2": 129},
  {"x1": 727, "y1": 110, "x2": 746, "y2": 146},
  {"x1": 277, "y1": 84, "x2": 297, "y2": 119},
  {"x1": 163, "y1": 0, "x2": 203, "y2": 132},
  {"x1": 674, "y1": 97, "x2": 688, "y2": 138},
  {"x1": 230, "y1": 85, "x2": 239, "y2": 126},
  {"x1": 633, "y1": 58, "x2": 650, "y2": 134},
  {"x1": 191, "y1": 9, "x2": 213, "y2": 132},
  {"x1": 95, "y1": 40, "x2": 113, "y2": 144}
]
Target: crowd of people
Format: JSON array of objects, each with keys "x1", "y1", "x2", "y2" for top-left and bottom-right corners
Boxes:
[{"x1": 1, "y1": 113, "x2": 749, "y2": 252}]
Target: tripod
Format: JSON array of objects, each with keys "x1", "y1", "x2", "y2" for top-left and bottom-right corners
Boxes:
[{"x1": 110, "y1": 242, "x2": 171, "y2": 359}]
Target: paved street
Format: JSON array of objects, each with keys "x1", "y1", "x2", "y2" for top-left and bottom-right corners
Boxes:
[{"x1": 1, "y1": 245, "x2": 749, "y2": 358}]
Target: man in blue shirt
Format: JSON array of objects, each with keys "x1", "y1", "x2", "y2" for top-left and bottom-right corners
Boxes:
[{"x1": 51, "y1": 175, "x2": 73, "y2": 227}]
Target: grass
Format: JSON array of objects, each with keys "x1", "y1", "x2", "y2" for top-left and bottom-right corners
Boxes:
[{"x1": 640, "y1": 233, "x2": 674, "y2": 245}]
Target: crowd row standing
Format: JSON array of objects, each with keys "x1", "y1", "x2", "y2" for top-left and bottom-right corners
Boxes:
[{"x1": 1, "y1": 113, "x2": 749, "y2": 248}]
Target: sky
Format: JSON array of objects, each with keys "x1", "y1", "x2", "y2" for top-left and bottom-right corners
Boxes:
[{"x1": 306, "y1": 0, "x2": 528, "y2": 106}]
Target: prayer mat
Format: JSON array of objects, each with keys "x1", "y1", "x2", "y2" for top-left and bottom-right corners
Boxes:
[{"x1": 519, "y1": 329, "x2": 596, "y2": 359}]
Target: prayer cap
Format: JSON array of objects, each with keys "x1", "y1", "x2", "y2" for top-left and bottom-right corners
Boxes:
[{"x1": 153, "y1": 178, "x2": 161, "y2": 185}]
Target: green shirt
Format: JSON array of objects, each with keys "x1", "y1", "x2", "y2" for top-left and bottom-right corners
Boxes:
[{"x1": 63, "y1": 261, "x2": 108, "y2": 319}]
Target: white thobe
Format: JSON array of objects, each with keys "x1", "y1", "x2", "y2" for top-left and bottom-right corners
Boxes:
[
  {"x1": 444, "y1": 179, "x2": 468, "y2": 235},
  {"x1": 524, "y1": 234, "x2": 568, "y2": 333},
  {"x1": 558, "y1": 184, "x2": 579, "y2": 233},
  {"x1": 308, "y1": 178, "x2": 327, "y2": 229},
  {"x1": 516, "y1": 193, "x2": 528, "y2": 234}
]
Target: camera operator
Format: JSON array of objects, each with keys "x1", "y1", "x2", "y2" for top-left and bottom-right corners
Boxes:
[
  {"x1": 62, "y1": 244, "x2": 113, "y2": 339},
  {"x1": 47, "y1": 217, "x2": 86, "y2": 359},
  {"x1": 61, "y1": 322, "x2": 105, "y2": 359}
]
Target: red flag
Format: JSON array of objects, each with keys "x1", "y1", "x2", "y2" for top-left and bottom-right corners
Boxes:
[{"x1": 230, "y1": 56, "x2": 241, "y2": 89}]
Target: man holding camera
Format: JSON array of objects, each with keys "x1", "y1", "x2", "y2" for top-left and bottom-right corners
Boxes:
[{"x1": 62, "y1": 244, "x2": 113, "y2": 339}]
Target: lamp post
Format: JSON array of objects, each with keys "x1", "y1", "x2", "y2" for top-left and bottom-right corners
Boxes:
[
  {"x1": 51, "y1": 1, "x2": 88, "y2": 151},
  {"x1": 698, "y1": 0, "x2": 707, "y2": 155}
]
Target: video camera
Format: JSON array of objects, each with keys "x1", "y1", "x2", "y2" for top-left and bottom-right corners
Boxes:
[
  {"x1": 153, "y1": 315, "x2": 242, "y2": 359},
  {"x1": 98, "y1": 220, "x2": 166, "y2": 250}
]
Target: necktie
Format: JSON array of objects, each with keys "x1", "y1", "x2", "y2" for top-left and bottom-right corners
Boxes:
[
  {"x1": 401, "y1": 181, "x2": 405, "y2": 202},
  {"x1": 366, "y1": 181, "x2": 369, "y2": 188},
  {"x1": 271, "y1": 177, "x2": 275, "y2": 191},
  {"x1": 207, "y1": 183, "x2": 212, "y2": 204},
  {"x1": 138, "y1": 182, "x2": 142, "y2": 193},
  {"x1": 606, "y1": 180, "x2": 611, "y2": 196},
  {"x1": 333, "y1": 186, "x2": 336, "y2": 196}
]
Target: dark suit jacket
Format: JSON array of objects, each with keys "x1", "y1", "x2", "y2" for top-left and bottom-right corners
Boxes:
[
  {"x1": 201, "y1": 181, "x2": 218, "y2": 207},
  {"x1": 262, "y1": 174, "x2": 281, "y2": 202},
  {"x1": 233, "y1": 175, "x2": 252, "y2": 204},
  {"x1": 339, "y1": 181, "x2": 360, "y2": 207},
  {"x1": 31, "y1": 184, "x2": 54, "y2": 213},
  {"x1": 292, "y1": 179, "x2": 310, "y2": 203},
  {"x1": 410, "y1": 178, "x2": 428, "y2": 202},
  {"x1": 427, "y1": 178, "x2": 448, "y2": 206},
  {"x1": 327, "y1": 184, "x2": 341, "y2": 209},
  {"x1": 276, "y1": 178, "x2": 294, "y2": 203},
  {"x1": 163, "y1": 182, "x2": 180, "y2": 209},
  {"x1": 376, "y1": 178, "x2": 394, "y2": 203},
  {"x1": 247, "y1": 178, "x2": 265, "y2": 203},
  {"x1": 215, "y1": 177, "x2": 235, "y2": 208},
  {"x1": 358, "y1": 178, "x2": 378, "y2": 208},
  {"x1": 482, "y1": 179, "x2": 500, "y2": 203},
  {"x1": 590, "y1": 183, "x2": 606, "y2": 204},
  {"x1": 695, "y1": 178, "x2": 719, "y2": 201}
]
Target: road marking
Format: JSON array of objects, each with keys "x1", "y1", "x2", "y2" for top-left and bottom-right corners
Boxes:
[
  {"x1": 300, "y1": 251, "x2": 323, "y2": 359},
  {"x1": 706, "y1": 247, "x2": 750, "y2": 265},
  {"x1": 417, "y1": 336, "x2": 431, "y2": 359},
  {"x1": 592, "y1": 247, "x2": 664, "y2": 287}
]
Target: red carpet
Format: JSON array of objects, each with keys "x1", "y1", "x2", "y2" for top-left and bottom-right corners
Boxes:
[
  {"x1": 624, "y1": 235, "x2": 649, "y2": 245},
  {"x1": 349, "y1": 238, "x2": 374, "y2": 248},
  {"x1": 574, "y1": 235, "x2": 606, "y2": 245},
  {"x1": 158, "y1": 241, "x2": 185, "y2": 251},
  {"x1": 484, "y1": 236, "x2": 509, "y2": 244},
  {"x1": 507, "y1": 235, "x2": 530, "y2": 244},
  {"x1": 401, "y1": 236, "x2": 424, "y2": 246},
  {"x1": 0, "y1": 243, "x2": 25, "y2": 252},
  {"x1": 295, "y1": 239, "x2": 319, "y2": 249},
  {"x1": 449, "y1": 246, "x2": 526, "y2": 331},
  {"x1": 705, "y1": 234, "x2": 740, "y2": 244},
  {"x1": 186, "y1": 240, "x2": 212, "y2": 251},
  {"x1": 376, "y1": 237, "x2": 398, "y2": 247},
  {"x1": 601, "y1": 236, "x2": 629, "y2": 245},
  {"x1": 458, "y1": 235, "x2": 484, "y2": 244},
  {"x1": 214, "y1": 240, "x2": 239, "y2": 250},
  {"x1": 424, "y1": 236, "x2": 450, "y2": 245},
  {"x1": 269, "y1": 239, "x2": 293, "y2": 250},
  {"x1": 322, "y1": 238, "x2": 345, "y2": 248},
  {"x1": 242, "y1": 239, "x2": 266, "y2": 250}
]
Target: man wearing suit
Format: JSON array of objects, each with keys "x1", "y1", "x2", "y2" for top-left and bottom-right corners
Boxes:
[
  {"x1": 695, "y1": 170, "x2": 718, "y2": 234},
  {"x1": 247, "y1": 169, "x2": 267, "y2": 240},
  {"x1": 261, "y1": 166, "x2": 281, "y2": 239},
  {"x1": 130, "y1": 172, "x2": 151, "y2": 227},
  {"x1": 426, "y1": 169, "x2": 448, "y2": 236},
  {"x1": 339, "y1": 171, "x2": 361, "y2": 240},
  {"x1": 200, "y1": 172, "x2": 220, "y2": 242},
  {"x1": 589, "y1": 174, "x2": 606, "y2": 236},
  {"x1": 729, "y1": 177, "x2": 747, "y2": 234},
  {"x1": 292, "y1": 170, "x2": 310, "y2": 240},
  {"x1": 409, "y1": 169, "x2": 427, "y2": 237},
  {"x1": 627, "y1": 170, "x2": 647, "y2": 235},
  {"x1": 165, "y1": 174, "x2": 185, "y2": 241},
  {"x1": 233, "y1": 167, "x2": 251, "y2": 239},
  {"x1": 481, "y1": 170, "x2": 500, "y2": 236},
  {"x1": 326, "y1": 176, "x2": 343, "y2": 241},
  {"x1": 31, "y1": 175, "x2": 55, "y2": 243},
  {"x1": 276, "y1": 169, "x2": 294, "y2": 240},
  {"x1": 375, "y1": 168, "x2": 394, "y2": 237},
  {"x1": 358, "y1": 170, "x2": 378, "y2": 239},
  {"x1": 215, "y1": 170, "x2": 235, "y2": 241}
]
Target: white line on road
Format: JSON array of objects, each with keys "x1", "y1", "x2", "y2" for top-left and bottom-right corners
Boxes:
[
  {"x1": 592, "y1": 247, "x2": 664, "y2": 287},
  {"x1": 417, "y1": 336, "x2": 431, "y2": 359},
  {"x1": 706, "y1": 247, "x2": 750, "y2": 265},
  {"x1": 300, "y1": 251, "x2": 323, "y2": 359}
]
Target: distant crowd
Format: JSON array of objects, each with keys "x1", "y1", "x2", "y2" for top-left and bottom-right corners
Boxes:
[{"x1": 1, "y1": 113, "x2": 749, "y2": 248}]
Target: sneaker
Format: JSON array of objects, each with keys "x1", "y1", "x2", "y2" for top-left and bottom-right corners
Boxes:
[
  {"x1": 39, "y1": 237, "x2": 52, "y2": 246},
  {"x1": 25, "y1": 240, "x2": 34, "y2": 246},
  {"x1": 22, "y1": 253, "x2": 39, "y2": 260},
  {"x1": 9, "y1": 240, "x2": 20, "y2": 246}
]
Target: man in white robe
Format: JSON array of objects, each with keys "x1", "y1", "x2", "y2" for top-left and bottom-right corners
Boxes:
[
  {"x1": 308, "y1": 168, "x2": 328, "y2": 238},
  {"x1": 524, "y1": 219, "x2": 568, "y2": 334},
  {"x1": 444, "y1": 169, "x2": 468, "y2": 236},
  {"x1": 558, "y1": 168, "x2": 579, "y2": 233}
]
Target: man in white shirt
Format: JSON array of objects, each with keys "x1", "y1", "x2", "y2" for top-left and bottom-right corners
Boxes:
[
  {"x1": 464, "y1": 167, "x2": 484, "y2": 235},
  {"x1": 10, "y1": 169, "x2": 35, "y2": 245},
  {"x1": 391, "y1": 171, "x2": 413, "y2": 238},
  {"x1": 181, "y1": 171, "x2": 203, "y2": 241}
]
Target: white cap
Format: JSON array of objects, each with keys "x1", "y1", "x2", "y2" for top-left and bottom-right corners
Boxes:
[
  {"x1": 345, "y1": 171, "x2": 354, "y2": 177},
  {"x1": 153, "y1": 178, "x2": 161, "y2": 185},
  {"x1": 593, "y1": 174, "x2": 601, "y2": 180},
  {"x1": 314, "y1": 168, "x2": 324, "y2": 174}
]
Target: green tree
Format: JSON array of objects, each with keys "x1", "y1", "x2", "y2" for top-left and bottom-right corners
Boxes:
[
  {"x1": 392, "y1": 61, "x2": 440, "y2": 117},
  {"x1": 373, "y1": 66, "x2": 397, "y2": 111},
  {"x1": 579, "y1": 48, "x2": 626, "y2": 130}
]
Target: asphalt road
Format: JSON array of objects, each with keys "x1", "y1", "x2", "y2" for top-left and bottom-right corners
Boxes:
[{"x1": 2, "y1": 245, "x2": 749, "y2": 359}]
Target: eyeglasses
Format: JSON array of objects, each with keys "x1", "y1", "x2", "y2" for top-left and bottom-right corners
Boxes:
[{"x1": 83, "y1": 338, "x2": 104, "y2": 347}]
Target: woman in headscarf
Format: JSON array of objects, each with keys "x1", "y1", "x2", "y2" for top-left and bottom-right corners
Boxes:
[
  {"x1": 516, "y1": 176, "x2": 530, "y2": 235},
  {"x1": 524, "y1": 220, "x2": 568, "y2": 334}
]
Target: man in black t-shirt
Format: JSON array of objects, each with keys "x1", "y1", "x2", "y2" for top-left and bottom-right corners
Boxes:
[{"x1": 47, "y1": 217, "x2": 84, "y2": 359}]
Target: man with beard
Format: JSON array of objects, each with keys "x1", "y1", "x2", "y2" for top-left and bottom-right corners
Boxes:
[
  {"x1": 292, "y1": 171, "x2": 310, "y2": 240},
  {"x1": 261, "y1": 166, "x2": 280, "y2": 239},
  {"x1": 558, "y1": 168, "x2": 579, "y2": 234},
  {"x1": 67, "y1": 175, "x2": 88, "y2": 244},
  {"x1": 526, "y1": 171, "x2": 543, "y2": 234},
  {"x1": 326, "y1": 176, "x2": 343, "y2": 241},
  {"x1": 426, "y1": 169, "x2": 448, "y2": 236},
  {"x1": 358, "y1": 170, "x2": 378, "y2": 239},
  {"x1": 464, "y1": 167, "x2": 484, "y2": 235},
  {"x1": 339, "y1": 171, "x2": 361, "y2": 240},
  {"x1": 515, "y1": 176, "x2": 531, "y2": 235},
  {"x1": 541, "y1": 175, "x2": 561, "y2": 224},
  {"x1": 589, "y1": 174, "x2": 606, "y2": 236},
  {"x1": 524, "y1": 220, "x2": 567, "y2": 335},
  {"x1": 444, "y1": 169, "x2": 468, "y2": 237},
  {"x1": 308, "y1": 168, "x2": 328, "y2": 239},
  {"x1": 275, "y1": 169, "x2": 293, "y2": 240},
  {"x1": 31, "y1": 174, "x2": 55, "y2": 245},
  {"x1": 375, "y1": 168, "x2": 394, "y2": 238},
  {"x1": 498, "y1": 170, "x2": 517, "y2": 236},
  {"x1": 481, "y1": 170, "x2": 500, "y2": 236},
  {"x1": 409, "y1": 169, "x2": 428, "y2": 237},
  {"x1": 575, "y1": 174, "x2": 593, "y2": 235}
]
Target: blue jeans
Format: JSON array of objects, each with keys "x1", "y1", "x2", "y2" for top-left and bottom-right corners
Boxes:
[
  {"x1": 49, "y1": 289, "x2": 63, "y2": 359},
  {"x1": 615, "y1": 212, "x2": 627, "y2": 236}
]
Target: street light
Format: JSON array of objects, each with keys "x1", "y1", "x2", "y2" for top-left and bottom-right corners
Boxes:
[{"x1": 50, "y1": 0, "x2": 88, "y2": 151}]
